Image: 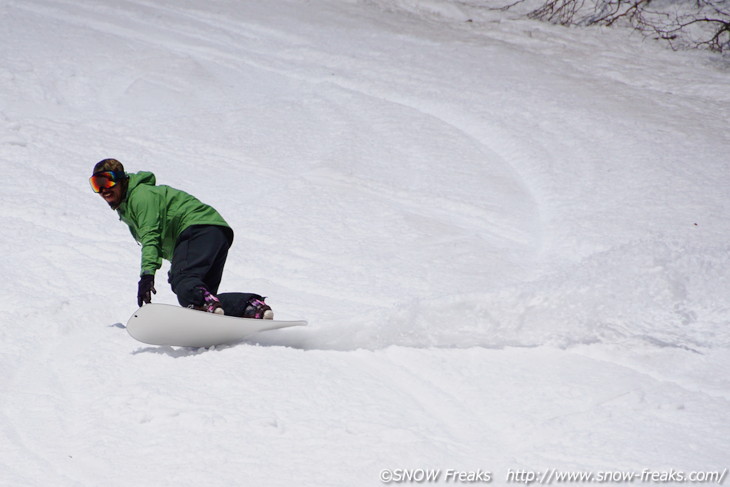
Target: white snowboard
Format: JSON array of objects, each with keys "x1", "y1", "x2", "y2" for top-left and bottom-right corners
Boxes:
[{"x1": 126, "y1": 303, "x2": 307, "y2": 347}]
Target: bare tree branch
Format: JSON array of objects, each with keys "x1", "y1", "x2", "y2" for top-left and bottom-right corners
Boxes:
[{"x1": 497, "y1": 0, "x2": 730, "y2": 52}]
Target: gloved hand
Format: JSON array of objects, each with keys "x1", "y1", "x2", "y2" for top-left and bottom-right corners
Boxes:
[{"x1": 137, "y1": 274, "x2": 156, "y2": 307}]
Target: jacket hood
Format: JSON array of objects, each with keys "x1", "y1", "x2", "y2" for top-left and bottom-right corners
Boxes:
[
  {"x1": 127, "y1": 171, "x2": 156, "y2": 192},
  {"x1": 115, "y1": 171, "x2": 155, "y2": 210}
]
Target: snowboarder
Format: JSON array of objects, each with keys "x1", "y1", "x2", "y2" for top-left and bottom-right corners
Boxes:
[{"x1": 89, "y1": 158, "x2": 273, "y2": 319}]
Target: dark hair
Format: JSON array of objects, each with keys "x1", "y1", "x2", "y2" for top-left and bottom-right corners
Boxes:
[{"x1": 93, "y1": 158, "x2": 125, "y2": 174}]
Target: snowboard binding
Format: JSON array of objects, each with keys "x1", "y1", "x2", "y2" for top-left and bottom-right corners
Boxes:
[
  {"x1": 189, "y1": 286, "x2": 225, "y2": 315},
  {"x1": 243, "y1": 297, "x2": 273, "y2": 320}
]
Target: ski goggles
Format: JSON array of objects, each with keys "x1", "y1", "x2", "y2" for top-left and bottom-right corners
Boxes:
[{"x1": 89, "y1": 170, "x2": 127, "y2": 193}]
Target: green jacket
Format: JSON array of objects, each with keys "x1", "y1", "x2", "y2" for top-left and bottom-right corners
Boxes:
[{"x1": 116, "y1": 172, "x2": 231, "y2": 276}]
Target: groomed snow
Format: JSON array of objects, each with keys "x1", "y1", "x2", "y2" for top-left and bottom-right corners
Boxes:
[{"x1": 1, "y1": 0, "x2": 728, "y2": 485}]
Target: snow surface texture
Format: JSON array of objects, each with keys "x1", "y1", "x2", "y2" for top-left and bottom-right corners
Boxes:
[{"x1": 1, "y1": 0, "x2": 729, "y2": 485}]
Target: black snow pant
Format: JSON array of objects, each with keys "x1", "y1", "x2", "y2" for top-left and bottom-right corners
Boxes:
[
  {"x1": 168, "y1": 224, "x2": 261, "y2": 317},
  {"x1": 169, "y1": 225, "x2": 232, "y2": 308}
]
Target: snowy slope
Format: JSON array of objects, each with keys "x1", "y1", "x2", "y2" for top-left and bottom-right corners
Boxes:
[{"x1": 1, "y1": 0, "x2": 729, "y2": 485}]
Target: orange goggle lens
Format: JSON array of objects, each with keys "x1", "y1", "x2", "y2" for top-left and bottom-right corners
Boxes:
[{"x1": 90, "y1": 171, "x2": 125, "y2": 193}]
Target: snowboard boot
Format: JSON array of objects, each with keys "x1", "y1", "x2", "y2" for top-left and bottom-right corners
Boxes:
[
  {"x1": 193, "y1": 287, "x2": 225, "y2": 315},
  {"x1": 243, "y1": 297, "x2": 273, "y2": 320}
]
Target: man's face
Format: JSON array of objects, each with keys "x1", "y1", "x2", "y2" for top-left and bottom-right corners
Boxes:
[
  {"x1": 99, "y1": 182, "x2": 124, "y2": 209},
  {"x1": 90, "y1": 171, "x2": 125, "y2": 209}
]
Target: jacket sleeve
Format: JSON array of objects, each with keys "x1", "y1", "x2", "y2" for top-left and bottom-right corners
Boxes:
[{"x1": 129, "y1": 187, "x2": 164, "y2": 276}]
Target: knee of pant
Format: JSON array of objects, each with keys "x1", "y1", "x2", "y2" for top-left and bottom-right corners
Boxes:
[
  {"x1": 169, "y1": 271, "x2": 196, "y2": 291},
  {"x1": 172, "y1": 276, "x2": 205, "y2": 305},
  {"x1": 168, "y1": 271, "x2": 182, "y2": 292}
]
